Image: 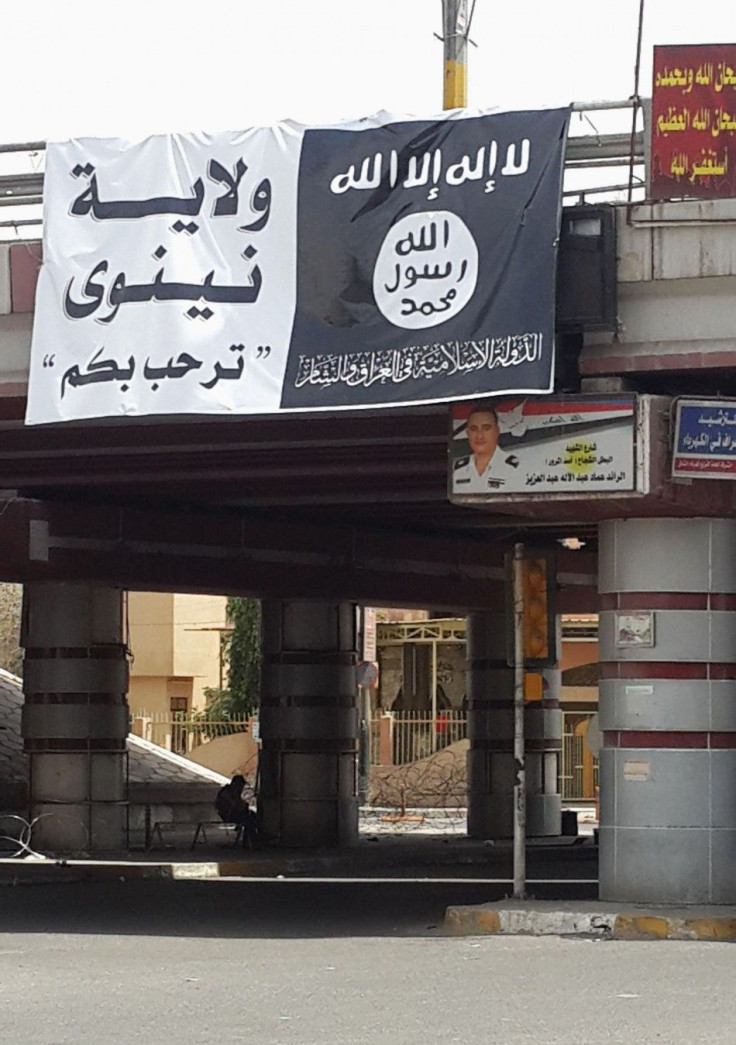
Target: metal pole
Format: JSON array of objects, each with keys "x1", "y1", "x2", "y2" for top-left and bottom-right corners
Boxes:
[
  {"x1": 357, "y1": 606, "x2": 368, "y2": 806},
  {"x1": 358, "y1": 685, "x2": 371, "y2": 806},
  {"x1": 0, "y1": 141, "x2": 46, "y2": 154},
  {"x1": 627, "y1": 0, "x2": 647, "y2": 205},
  {"x1": 512, "y1": 542, "x2": 527, "y2": 899},
  {"x1": 442, "y1": 0, "x2": 469, "y2": 109},
  {"x1": 431, "y1": 638, "x2": 438, "y2": 753}
]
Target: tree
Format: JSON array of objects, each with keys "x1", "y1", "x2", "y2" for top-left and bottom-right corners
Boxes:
[
  {"x1": 226, "y1": 597, "x2": 262, "y2": 716},
  {"x1": 199, "y1": 597, "x2": 262, "y2": 721},
  {"x1": 0, "y1": 584, "x2": 23, "y2": 677}
]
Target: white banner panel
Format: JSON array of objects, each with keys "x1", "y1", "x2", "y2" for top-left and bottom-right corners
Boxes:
[
  {"x1": 27, "y1": 108, "x2": 569, "y2": 424},
  {"x1": 28, "y1": 128, "x2": 301, "y2": 422}
]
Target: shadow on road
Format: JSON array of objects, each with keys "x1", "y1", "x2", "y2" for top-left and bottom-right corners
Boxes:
[{"x1": 0, "y1": 877, "x2": 597, "y2": 939}]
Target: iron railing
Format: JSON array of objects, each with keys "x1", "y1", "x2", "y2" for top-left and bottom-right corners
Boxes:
[
  {"x1": 132, "y1": 707, "x2": 598, "y2": 802},
  {"x1": 369, "y1": 710, "x2": 466, "y2": 766},
  {"x1": 0, "y1": 101, "x2": 646, "y2": 241},
  {"x1": 561, "y1": 711, "x2": 599, "y2": 801},
  {"x1": 131, "y1": 712, "x2": 251, "y2": 756},
  {"x1": 370, "y1": 709, "x2": 598, "y2": 802}
]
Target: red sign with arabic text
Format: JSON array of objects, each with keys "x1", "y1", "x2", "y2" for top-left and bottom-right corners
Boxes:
[{"x1": 651, "y1": 43, "x2": 736, "y2": 200}]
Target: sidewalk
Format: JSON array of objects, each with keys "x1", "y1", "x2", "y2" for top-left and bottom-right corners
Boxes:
[
  {"x1": 0, "y1": 830, "x2": 598, "y2": 886},
  {"x1": 444, "y1": 898, "x2": 736, "y2": 941}
]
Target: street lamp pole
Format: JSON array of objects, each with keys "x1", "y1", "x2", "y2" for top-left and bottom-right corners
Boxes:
[
  {"x1": 442, "y1": 0, "x2": 469, "y2": 109},
  {"x1": 512, "y1": 543, "x2": 527, "y2": 899}
]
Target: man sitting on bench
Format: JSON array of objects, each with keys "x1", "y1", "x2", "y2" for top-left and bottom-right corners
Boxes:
[{"x1": 215, "y1": 774, "x2": 258, "y2": 849}]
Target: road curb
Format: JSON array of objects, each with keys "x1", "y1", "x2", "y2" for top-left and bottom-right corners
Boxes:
[
  {"x1": 0, "y1": 860, "x2": 176, "y2": 885},
  {"x1": 0, "y1": 856, "x2": 328, "y2": 884},
  {"x1": 444, "y1": 904, "x2": 736, "y2": 941}
]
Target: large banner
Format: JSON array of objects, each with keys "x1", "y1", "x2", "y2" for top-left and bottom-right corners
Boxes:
[
  {"x1": 26, "y1": 108, "x2": 569, "y2": 425},
  {"x1": 651, "y1": 43, "x2": 736, "y2": 200}
]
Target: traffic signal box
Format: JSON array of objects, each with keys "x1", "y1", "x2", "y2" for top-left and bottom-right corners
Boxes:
[
  {"x1": 506, "y1": 551, "x2": 556, "y2": 674},
  {"x1": 524, "y1": 672, "x2": 544, "y2": 701},
  {"x1": 522, "y1": 555, "x2": 553, "y2": 665}
]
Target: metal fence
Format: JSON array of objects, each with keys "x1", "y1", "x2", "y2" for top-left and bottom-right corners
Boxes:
[
  {"x1": 561, "y1": 711, "x2": 599, "y2": 801},
  {"x1": 131, "y1": 712, "x2": 251, "y2": 755},
  {"x1": 134, "y1": 708, "x2": 598, "y2": 802},
  {"x1": 370, "y1": 709, "x2": 598, "y2": 802},
  {"x1": 371, "y1": 710, "x2": 467, "y2": 766}
]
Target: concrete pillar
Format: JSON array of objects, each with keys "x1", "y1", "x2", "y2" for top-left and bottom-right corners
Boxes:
[
  {"x1": 527, "y1": 629, "x2": 563, "y2": 836},
  {"x1": 21, "y1": 583, "x2": 129, "y2": 853},
  {"x1": 599, "y1": 518, "x2": 736, "y2": 903},
  {"x1": 258, "y1": 599, "x2": 359, "y2": 847},
  {"x1": 467, "y1": 610, "x2": 562, "y2": 838}
]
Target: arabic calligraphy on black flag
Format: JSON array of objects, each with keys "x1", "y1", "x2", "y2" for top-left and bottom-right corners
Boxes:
[{"x1": 26, "y1": 108, "x2": 569, "y2": 424}]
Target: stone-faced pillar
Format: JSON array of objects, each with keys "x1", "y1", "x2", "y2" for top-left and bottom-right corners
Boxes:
[
  {"x1": 599, "y1": 518, "x2": 736, "y2": 903},
  {"x1": 526, "y1": 632, "x2": 563, "y2": 837},
  {"x1": 21, "y1": 583, "x2": 129, "y2": 853},
  {"x1": 467, "y1": 608, "x2": 515, "y2": 837},
  {"x1": 467, "y1": 610, "x2": 562, "y2": 838},
  {"x1": 258, "y1": 599, "x2": 359, "y2": 847}
]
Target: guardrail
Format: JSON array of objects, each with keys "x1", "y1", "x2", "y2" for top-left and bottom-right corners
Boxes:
[{"x1": 0, "y1": 101, "x2": 646, "y2": 240}]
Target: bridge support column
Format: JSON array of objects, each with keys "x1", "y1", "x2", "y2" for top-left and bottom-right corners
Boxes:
[
  {"x1": 599, "y1": 518, "x2": 736, "y2": 903},
  {"x1": 258, "y1": 599, "x2": 359, "y2": 847},
  {"x1": 467, "y1": 609, "x2": 515, "y2": 838},
  {"x1": 527, "y1": 638, "x2": 563, "y2": 837},
  {"x1": 467, "y1": 610, "x2": 561, "y2": 838},
  {"x1": 21, "y1": 583, "x2": 129, "y2": 853}
]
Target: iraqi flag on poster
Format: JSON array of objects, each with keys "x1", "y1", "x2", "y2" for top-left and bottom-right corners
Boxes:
[
  {"x1": 449, "y1": 396, "x2": 637, "y2": 498},
  {"x1": 25, "y1": 107, "x2": 570, "y2": 425}
]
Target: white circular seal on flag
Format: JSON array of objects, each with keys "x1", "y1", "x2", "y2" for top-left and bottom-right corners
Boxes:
[{"x1": 373, "y1": 210, "x2": 478, "y2": 329}]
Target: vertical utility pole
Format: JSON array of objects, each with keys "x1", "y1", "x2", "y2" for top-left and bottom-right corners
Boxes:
[
  {"x1": 431, "y1": 636, "x2": 438, "y2": 752},
  {"x1": 358, "y1": 684, "x2": 371, "y2": 805},
  {"x1": 442, "y1": 0, "x2": 469, "y2": 109},
  {"x1": 512, "y1": 543, "x2": 527, "y2": 899}
]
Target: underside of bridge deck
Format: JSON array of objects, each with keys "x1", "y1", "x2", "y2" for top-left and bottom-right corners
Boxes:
[{"x1": 0, "y1": 392, "x2": 598, "y2": 609}]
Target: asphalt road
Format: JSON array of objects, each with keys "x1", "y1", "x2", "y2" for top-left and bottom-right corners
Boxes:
[{"x1": 0, "y1": 879, "x2": 734, "y2": 1044}]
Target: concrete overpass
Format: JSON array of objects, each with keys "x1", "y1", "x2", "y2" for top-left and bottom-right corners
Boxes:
[{"x1": 2, "y1": 186, "x2": 736, "y2": 904}]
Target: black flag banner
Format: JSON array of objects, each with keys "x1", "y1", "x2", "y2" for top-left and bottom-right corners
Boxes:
[{"x1": 26, "y1": 108, "x2": 569, "y2": 424}]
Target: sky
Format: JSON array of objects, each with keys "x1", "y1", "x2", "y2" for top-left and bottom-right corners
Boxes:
[{"x1": 0, "y1": 0, "x2": 733, "y2": 144}]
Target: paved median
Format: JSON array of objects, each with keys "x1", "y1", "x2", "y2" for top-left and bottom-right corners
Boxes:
[{"x1": 444, "y1": 900, "x2": 736, "y2": 940}]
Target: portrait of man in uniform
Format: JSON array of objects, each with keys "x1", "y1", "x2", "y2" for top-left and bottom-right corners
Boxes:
[{"x1": 452, "y1": 401, "x2": 520, "y2": 492}]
